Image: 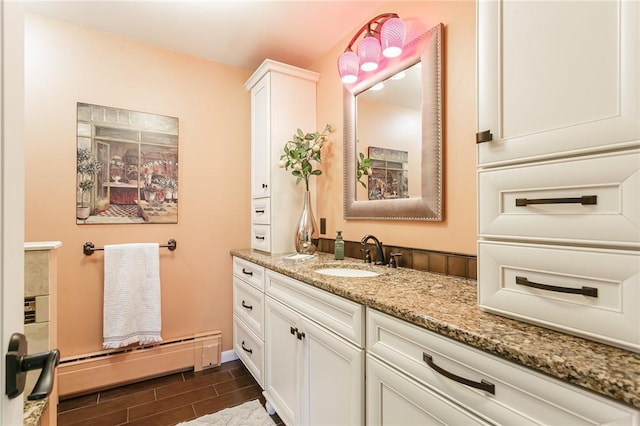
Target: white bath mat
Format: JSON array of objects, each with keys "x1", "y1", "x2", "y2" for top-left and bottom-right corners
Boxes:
[{"x1": 178, "y1": 399, "x2": 275, "y2": 426}]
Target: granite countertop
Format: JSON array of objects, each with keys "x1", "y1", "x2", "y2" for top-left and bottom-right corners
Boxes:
[
  {"x1": 231, "y1": 249, "x2": 640, "y2": 410},
  {"x1": 24, "y1": 399, "x2": 48, "y2": 425}
]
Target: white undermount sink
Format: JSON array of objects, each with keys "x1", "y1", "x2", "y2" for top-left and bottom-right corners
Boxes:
[{"x1": 314, "y1": 267, "x2": 380, "y2": 278}]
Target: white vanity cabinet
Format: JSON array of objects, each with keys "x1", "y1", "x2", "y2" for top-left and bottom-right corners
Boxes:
[
  {"x1": 232, "y1": 257, "x2": 266, "y2": 387},
  {"x1": 264, "y1": 270, "x2": 364, "y2": 426},
  {"x1": 367, "y1": 309, "x2": 639, "y2": 425},
  {"x1": 476, "y1": 0, "x2": 640, "y2": 352},
  {"x1": 244, "y1": 59, "x2": 319, "y2": 254}
]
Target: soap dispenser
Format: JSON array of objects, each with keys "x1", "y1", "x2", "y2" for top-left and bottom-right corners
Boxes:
[{"x1": 334, "y1": 230, "x2": 345, "y2": 260}]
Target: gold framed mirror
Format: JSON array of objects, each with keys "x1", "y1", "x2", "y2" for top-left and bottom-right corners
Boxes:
[{"x1": 343, "y1": 23, "x2": 443, "y2": 221}]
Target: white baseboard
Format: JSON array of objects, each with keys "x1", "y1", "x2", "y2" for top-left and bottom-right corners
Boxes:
[{"x1": 221, "y1": 349, "x2": 239, "y2": 364}]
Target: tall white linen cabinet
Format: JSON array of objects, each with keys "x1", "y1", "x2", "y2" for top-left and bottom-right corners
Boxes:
[
  {"x1": 244, "y1": 59, "x2": 319, "y2": 254},
  {"x1": 477, "y1": 0, "x2": 640, "y2": 351}
]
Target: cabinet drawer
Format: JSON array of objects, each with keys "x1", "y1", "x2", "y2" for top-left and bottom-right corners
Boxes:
[
  {"x1": 233, "y1": 315, "x2": 264, "y2": 388},
  {"x1": 478, "y1": 241, "x2": 640, "y2": 352},
  {"x1": 266, "y1": 270, "x2": 364, "y2": 347},
  {"x1": 251, "y1": 224, "x2": 271, "y2": 252},
  {"x1": 479, "y1": 150, "x2": 640, "y2": 247},
  {"x1": 232, "y1": 257, "x2": 265, "y2": 291},
  {"x1": 367, "y1": 309, "x2": 639, "y2": 425},
  {"x1": 251, "y1": 197, "x2": 270, "y2": 224},
  {"x1": 367, "y1": 355, "x2": 490, "y2": 426},
  {"x1": 233, "y1": 277, "x2": 264, "y2": 338}
]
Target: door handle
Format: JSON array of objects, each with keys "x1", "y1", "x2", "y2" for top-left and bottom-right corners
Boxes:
[{"x1": 5, "y1": 333, "x2": 60, "y2": 400}]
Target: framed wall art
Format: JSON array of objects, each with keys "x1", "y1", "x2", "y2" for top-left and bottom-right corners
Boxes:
[{"x1": 76, "y1": 103, "x2": 179, "y2": 224}]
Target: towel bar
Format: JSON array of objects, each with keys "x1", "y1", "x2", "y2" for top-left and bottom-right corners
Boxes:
[{"x1": 83, "y1": 239, "x2": 177, "y2": 256}]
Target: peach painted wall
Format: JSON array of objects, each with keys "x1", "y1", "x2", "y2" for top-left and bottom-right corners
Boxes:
[
  {"x1": 24, "y1": 2, "x2": 477, "y2": 359},
  {"x1": 312, "y1": 1, "x2": 477, "y2": 255},
  {"x1": 24, "y1": 14, "x2": 251, "y2": 357}
]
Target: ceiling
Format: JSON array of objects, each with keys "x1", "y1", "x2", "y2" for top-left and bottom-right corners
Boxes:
[{"x1": 25, "y1": 0, "x2": 386, "y2": 71}]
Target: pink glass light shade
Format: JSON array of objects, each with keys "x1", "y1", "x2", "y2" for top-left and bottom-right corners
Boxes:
[
  {"x1": 380, "y1": 17, "x2": 406, "y2": 58},
  {"x1": 337, "y1": 50, "x2": 359, "y2": 84},
  {"x1": 358, "y1": 35, "x2": 381, "y2": 72}
]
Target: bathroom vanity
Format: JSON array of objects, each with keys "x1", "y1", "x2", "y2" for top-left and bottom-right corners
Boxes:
[{"x1": 231, "y1": 250, "x2": 639, "y2": 425}]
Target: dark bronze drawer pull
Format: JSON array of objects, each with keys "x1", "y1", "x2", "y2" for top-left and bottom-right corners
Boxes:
[
  {"x1": 254, "y1": 209, "x2": 265, "y2": 214},
  {"x1": 423, "y1": 353, "x2": 495, "y2": 395},
  {"x1": 516, "y1": 276, "x2": 598, "y2": 298},
  {"x1": 476, "y1": 130, "x2": 493, "y2": 144},
  {"x1": 241, "y1": 268, "x2": 253, "y2": 276},
  {"x1": 515, "y1": 195, "x2": 597, "y2": 207},
  {"x1": 290, "y1": 326, "x2": 297, "y2": 335},
  {"x1": 241, "y1": 341, "x2": 253, "y2": 354},
  {"x1": 255, "y1": 235, "x2": 265, "y2": 240},
  {"x1": 241, "y1": 300, "x2": 253, "y2": 310}
]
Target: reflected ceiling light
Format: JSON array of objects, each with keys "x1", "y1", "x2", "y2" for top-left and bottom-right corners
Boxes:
[
  {"x1": 390, "y1": 71, "x2": 406, "y2": 80},
  {"x1": 337, "y1": 13, "x2": 407, "y2": 85},
  {"x1": 370, "y1": 82, "x2": 385, "y2": 91}
]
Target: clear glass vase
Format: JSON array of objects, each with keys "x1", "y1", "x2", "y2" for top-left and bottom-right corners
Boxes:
[{"x1": 295, "y1": 191, "x2": 318, "y2": 254}]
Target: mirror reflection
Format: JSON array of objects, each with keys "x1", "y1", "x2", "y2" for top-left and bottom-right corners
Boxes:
[
  {"x1": 356, "y1": 62, "x2": 421, "y2": 201},
  {"x1": 344, "y1": 23, "x2": 443, "y2": 221}
]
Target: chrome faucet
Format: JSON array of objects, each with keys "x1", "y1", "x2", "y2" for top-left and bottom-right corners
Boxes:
[{"x1": 360, "y1": 234, "x2": 386, "y2": 265}]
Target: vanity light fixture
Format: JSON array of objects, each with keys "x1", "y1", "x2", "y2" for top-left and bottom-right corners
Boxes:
[{"x1": 337, "y1": 13, "x2": 407, "y2": 85}]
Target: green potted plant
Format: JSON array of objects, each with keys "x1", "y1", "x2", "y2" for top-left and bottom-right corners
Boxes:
[
  {"x1": 356, "y1": 152, "x2": 372, "y2": 188},
  {"x1": 77, "y1": 147, "x2": 102, "y2": 220}
]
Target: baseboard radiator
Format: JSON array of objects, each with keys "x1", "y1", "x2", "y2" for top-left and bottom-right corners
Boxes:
[{"x1": 57, "y1": 331, "x2": 222, "y2": 398}]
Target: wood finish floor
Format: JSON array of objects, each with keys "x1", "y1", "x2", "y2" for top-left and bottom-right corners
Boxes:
[{"x1": 57, "y1": 359, "x2": 283, "y2": 425}]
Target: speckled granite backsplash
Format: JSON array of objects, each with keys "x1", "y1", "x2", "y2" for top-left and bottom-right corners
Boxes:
[{"x1": 231, "y1": 249, "x2": 640, "y2": 410}]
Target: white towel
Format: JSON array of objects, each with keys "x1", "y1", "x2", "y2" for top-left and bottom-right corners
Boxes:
[{"x1": 103, "y1": 243, "x2": 162, "y2": 349}]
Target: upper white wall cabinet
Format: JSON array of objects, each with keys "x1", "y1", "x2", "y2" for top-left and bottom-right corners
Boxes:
[
  {"x1": 244, "y1": 59, "x2": 319, "y2": 254},
  {"x1": 477, "y1": 0, "x2": 639, "y2": 167}
]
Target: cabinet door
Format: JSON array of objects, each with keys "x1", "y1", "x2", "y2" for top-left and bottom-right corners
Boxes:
[
  {"x1": 367, "y1": 355, "x2": 490, "y2": 426},
  {"x1": 264, "y1": 297, "x2": 299, "y2": 426},
  {"x1": 251, "y1": 73, "x2": 271, "y2": 197},
  {"x1": 477, "y1": 0, "x2": 639, "y2": 166},
  {"x1": 299, "y1": 317, "x2": 363, "y2": 426}
]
